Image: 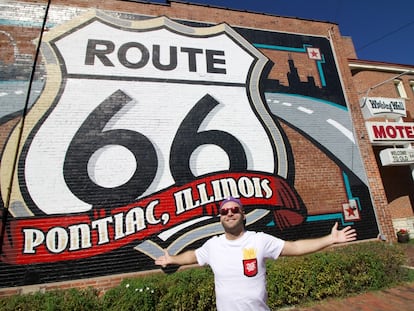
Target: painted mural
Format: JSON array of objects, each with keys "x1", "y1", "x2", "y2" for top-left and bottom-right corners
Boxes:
[{"x1": 0, "y1": 7, "x2": 379, "y2": 287}]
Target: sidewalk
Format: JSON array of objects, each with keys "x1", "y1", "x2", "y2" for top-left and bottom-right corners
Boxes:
[
  {"x1": 287, "y1": 283, "x2": 414, "y2": 311},
  {"x1": 285, "y1": 243, "x2": 414, "y2": 311}
]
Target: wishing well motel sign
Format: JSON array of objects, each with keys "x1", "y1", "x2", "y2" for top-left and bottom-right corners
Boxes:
[{"x1": 363, "y1": 97, "x2": 414, "y2": 166}]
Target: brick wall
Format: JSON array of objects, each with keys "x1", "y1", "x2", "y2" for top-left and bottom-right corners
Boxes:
[{"x1": 0, "y1": 0, "x2": 392, "y2": 294}]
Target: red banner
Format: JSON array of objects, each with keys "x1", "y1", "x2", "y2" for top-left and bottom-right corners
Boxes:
[{"x1": 1, "y1": 172, "x2": 305, "y2": 264}]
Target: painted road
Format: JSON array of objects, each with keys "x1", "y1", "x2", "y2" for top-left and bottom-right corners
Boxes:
[{"x1": 266, "y1": 92, "x2": 367, "y2": 184}]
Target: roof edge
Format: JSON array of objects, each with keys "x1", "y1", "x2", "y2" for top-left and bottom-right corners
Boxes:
[
  {"x1": 168, "y1": 0, "x2": 338, "y2": 25},
  {"x1": 349, "y1": 58, "x2": 414, "y2": 73}
]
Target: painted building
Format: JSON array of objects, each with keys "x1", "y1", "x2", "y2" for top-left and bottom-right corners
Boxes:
[{"x1": 0, "y1": 0, "x2": 396, "y2": 293}]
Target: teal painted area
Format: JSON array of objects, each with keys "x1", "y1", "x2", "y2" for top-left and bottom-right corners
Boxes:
[
  {"x1": 316, "y1": 55, "x2": 326, "y2": 86},
  {"x1": 254, "y1": 43, "x2": 326, "y2": 86},
  {"x1": 267, "y1": 213, "x2": 353, "y2": 227},
  {"x1": 306, "y1": 213, "x2": 353, "y2": 226},
  {"x1": 343, "y1": 171, "x2": 352, "y2": 198},
  {"x1": 342, "y1": 171, "x2": 362, "y2": 211},
  {"x1": 253, "y1": 43, "x2": 310, "y2": 53},
  {"x1": 266, "y1": 92, "x2": 348, "y2": 111}
]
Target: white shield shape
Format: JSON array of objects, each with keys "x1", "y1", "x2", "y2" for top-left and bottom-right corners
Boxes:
[
  {"x1": 19, "y1": 11, "x2": 290, "y2": 215},
  {"x1": 0, "y1": 11, "x2": 309, "y2": 263}
]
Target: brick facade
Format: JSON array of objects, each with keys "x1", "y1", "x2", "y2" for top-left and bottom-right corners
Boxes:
[
  {"x1": 349, "y1": 59, "x2": 414, "y2": 235},
  {"x1": 0, "y1": 0, "x2": 409, "y2": 296}
]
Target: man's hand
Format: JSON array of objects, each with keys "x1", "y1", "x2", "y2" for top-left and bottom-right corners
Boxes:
[
  {"x1": 154, "y1": 249, "x2": 197, "y2": 267},
  {"x1": 331, "y1": 222, "x2": 357, "y2": 244},
  {"x1": 281, "y1": 222, "x2": 357, "y2": 256},
  {"x1": 155, "y1": 250, "x2": 173, "y2": 268}
]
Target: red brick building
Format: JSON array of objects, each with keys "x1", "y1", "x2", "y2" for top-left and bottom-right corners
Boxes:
[{"x1": 349, "y1": 59, "x2": 414, "y2": 235}]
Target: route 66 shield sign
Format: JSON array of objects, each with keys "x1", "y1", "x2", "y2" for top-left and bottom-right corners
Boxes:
[{"x1": 0, "y1": 10, "x2": 306, "y2": 264}]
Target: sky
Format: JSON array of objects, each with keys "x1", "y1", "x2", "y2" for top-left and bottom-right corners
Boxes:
[{"x1": 152, "y1": 0, "x2": 414, "y2": 66}]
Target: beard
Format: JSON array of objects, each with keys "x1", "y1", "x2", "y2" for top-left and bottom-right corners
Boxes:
[{"x1": 221, "y1": 215, "x2": 245, "y2": 236}]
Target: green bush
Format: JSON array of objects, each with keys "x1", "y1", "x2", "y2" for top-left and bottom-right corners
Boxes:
[
  {"x1": 0, "y1": 287, "x2": 101, "y2": 311},
  {"x1": 102, "y1": 274, "x2": 167, "y2": 311},
  {"x1": 0, "y1": 242, "x2": 410, "y2": 311},
  {"x1": 156, "y1": 268, "x2": 215, "y2": 311},
  {"x1": 266, "y1": 241, "x2": 408, "y2": 309},
  {"x1": 102, "y1": 268, "x2": 215, "y2": 311}
]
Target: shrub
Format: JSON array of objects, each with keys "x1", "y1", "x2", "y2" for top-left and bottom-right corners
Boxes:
[
  {"x1": 266, "y1": 241, "x2": 408, "y2": 309},
  {"x1": 103, "y1": 274, "x2": 166, "y2": 311},
  {"x1": 103, "y1": 268, "x2": 215, "y2": 311},
  {"x1": 0, "y1": 287, "x2": 101, "y2": 311},
  {"x1": 156, "y1": 267, "x2": 215, "y2": 311}
]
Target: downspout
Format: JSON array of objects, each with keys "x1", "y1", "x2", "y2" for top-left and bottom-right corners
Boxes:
[
  {"x1": 327, "y1": 26, "x2": 386, "y2": 239},
  {"x1": 0, "y1": 0, "x2": 51, "y2": 255}
]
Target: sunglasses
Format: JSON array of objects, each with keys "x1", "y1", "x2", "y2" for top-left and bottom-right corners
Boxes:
[{"x1": 219, "y1": 206, "x2": 241, "y2": 216}]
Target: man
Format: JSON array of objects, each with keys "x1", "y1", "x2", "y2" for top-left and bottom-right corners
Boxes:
[{"x1": 155, "y1": 197, "x2": 357, "y2": 311}]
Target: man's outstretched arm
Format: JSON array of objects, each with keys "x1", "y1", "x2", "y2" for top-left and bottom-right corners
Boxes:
[
  {"x1": 281, "y1": 222, "x2": 357, "y2": 256},
  {"x1": 155, "y1": 249, "x2": 197, "y2": 267}
]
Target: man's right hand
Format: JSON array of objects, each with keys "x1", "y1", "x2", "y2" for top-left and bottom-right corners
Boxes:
[
  {"x1": 154, "y1": 249, "x2": 198, "y2": 267},
  {"x1": 155, "y1": 249, "x2": 172, "y2": 267}
]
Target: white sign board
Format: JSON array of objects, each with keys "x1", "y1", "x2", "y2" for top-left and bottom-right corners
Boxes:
[
  {"x1": 379, "y1": 148, "x2": 414, "y2": 166},
  {"x1": 365, "y1": 121, "x2": 414, "y2": 145},
  {"x1": 361, "y1": 97, "x2": 406, "y2": 120}
]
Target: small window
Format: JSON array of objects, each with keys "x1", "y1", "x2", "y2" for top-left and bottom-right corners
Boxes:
[
  {"x1": 410, "y1": 80, "x2": 414, "y2": 95},
  {"x1": 394, "y1": 79, "x2": 407, "y2": 98}
]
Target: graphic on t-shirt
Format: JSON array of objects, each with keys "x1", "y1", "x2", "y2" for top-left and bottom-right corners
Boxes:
[{"x1": 242, "y1": 247, "x2": 258, "y2": 277}]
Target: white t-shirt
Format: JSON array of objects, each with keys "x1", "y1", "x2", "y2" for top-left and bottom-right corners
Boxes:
[{"x1": 195, "y1": 231, "x2": 285, "y2": 311}]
